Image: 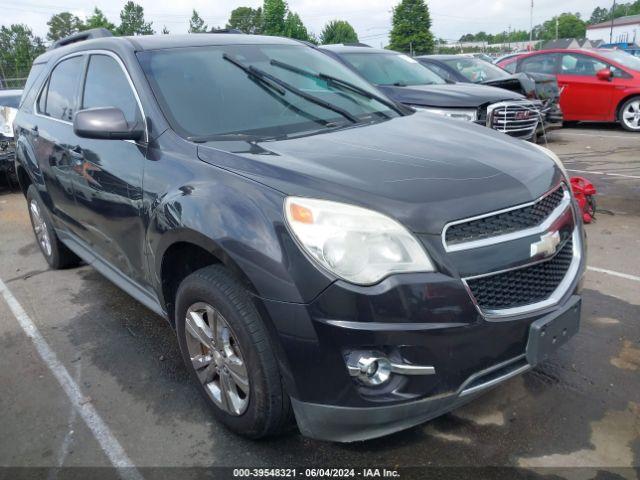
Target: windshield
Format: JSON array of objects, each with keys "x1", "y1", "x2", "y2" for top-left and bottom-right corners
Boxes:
[
  {"x1": 340, "y1": 52, "x2": 446, "y2": 86},
  {"x1": 137, "y1": 44, "x2": 397, "y2": 140},
  {"x1": 598, "y1": 49, "x2": 640, "y2": 72},
  {"x1": 441, "y1": 58, "x2": 509, "y2": 83}
]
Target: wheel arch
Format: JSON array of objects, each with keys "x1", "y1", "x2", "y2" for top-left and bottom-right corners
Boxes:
[
  {"x1": 156, "y1": 230, "x2": 260, "y2": 325},
  {"x1": 615, "y1": 92, "x2": 640, "y2": 119}
]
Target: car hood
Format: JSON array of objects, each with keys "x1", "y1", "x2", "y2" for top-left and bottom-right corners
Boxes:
[
  {"x1": 196, "y1": 113, "x2": 560, "y2": 234},
  {"x1": 377, "y1": 82, "x2": 525, "y2": 108}
]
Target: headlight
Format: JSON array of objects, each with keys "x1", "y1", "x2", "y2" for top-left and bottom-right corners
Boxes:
[
  {"x1": 284, "y1": 197, "x2": 435, "y2": 285},
  {"x1": 530, "y1": 143, "x2": 569, "y2": 181},
  {"x1": 412, "y1": 106, "x2": 478, "y2": 122}
]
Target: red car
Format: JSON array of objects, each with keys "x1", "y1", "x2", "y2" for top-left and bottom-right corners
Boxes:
[{"x1": 496, "y1": 48, "x2": 640, "y2": 131}]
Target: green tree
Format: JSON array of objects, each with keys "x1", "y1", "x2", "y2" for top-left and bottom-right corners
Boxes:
[
  {"x1": 117, "y1": 1, "x2": 154, "y2": 36},
  {"x1": 262, "y1": 0, "x2": 287, "y2": 36},
  {"x1": 161, "y1": 26, "x2": 170, "y2": 34},
  {"x1": 388, "y1": 0, "x2": 435, "y2": 55},
  {"x1": 226, "y1": 6, "x2": 262, "y2": 34},
  {"x1": 189, "y1": 9, "x2": 208, "y2": 33},
  {"x1": 46, "y1": 12, "x2": 84, "y2": 42},
  {"x1": 589, "y1": 6, "x2": 610, "y2": 24},
  {"x1": 319, "y1": 20, "x2": 358, "y2": 45},
  {"x1": 283, "y1": 12, "x2": 310, "y2": 40},
  {"x1": 538, "y1": 13, "x2": 586, "y2": 41},
  {"x1": 81, "y1": 8, "x2": 116, "y2": 33},
  {"x1": 0, "y1": 24, "x2": 45, "y2": 87}
]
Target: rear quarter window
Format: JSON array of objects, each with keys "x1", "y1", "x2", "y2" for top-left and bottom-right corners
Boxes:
[{"x1": 20, "y1": 63, "x2": 45, "y2": 108}]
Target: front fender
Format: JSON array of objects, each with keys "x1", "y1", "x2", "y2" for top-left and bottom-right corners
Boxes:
[{"x1": 145, "y1": 140, "x2": 335, "y2": 305}]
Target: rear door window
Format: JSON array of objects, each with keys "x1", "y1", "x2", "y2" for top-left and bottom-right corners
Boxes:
[
  {"x1": 40, "y1": 56, "x2": 84, "y2": 122},
  {"x1": 520, "y1": 54, "x2": 559, "y2": 74},
  {"x1": 81, "y1": 54, "x2": 141, "y2": 125}
]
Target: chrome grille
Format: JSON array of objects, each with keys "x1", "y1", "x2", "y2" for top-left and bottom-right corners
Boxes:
[
  {"x1": 465, "y1": 238, "x2": 574, "y2": 311},
  {"x1": 445, "y1": 185, "x2": 566, "y2": 246},
  {"x1": 487, "y1": 101, "x2": 540, "y2": 139}
]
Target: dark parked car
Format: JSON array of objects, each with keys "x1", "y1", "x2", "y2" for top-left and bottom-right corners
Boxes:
[
  {"x1": 417, "y1": 55, "x2": 563, "y2": 133},
  {"x1": 0, "y1": 89, "x2": 22, "y2": 187},
  {"x1": 15, "y1": 30, "x2": 585, "y2": 442},
  {"x1": 320, "y1": 44, "x2": 543, "y2": 140}
]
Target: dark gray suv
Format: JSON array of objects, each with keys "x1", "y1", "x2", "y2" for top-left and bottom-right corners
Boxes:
[{"x1": 14, "y1": 30, "x2": 585, "y2": 442}]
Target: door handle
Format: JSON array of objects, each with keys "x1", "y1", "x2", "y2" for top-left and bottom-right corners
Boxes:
[{"x1": 30, "y1": 126, "x2": 39, "y2": 137}]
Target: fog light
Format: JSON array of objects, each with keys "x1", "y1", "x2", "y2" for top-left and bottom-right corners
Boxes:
[
  {"x1": 353, "y1": 355, "x2": 392, "y2": 386},
  {"x1": 346, "y1": 350, "x2": 436, "y2": 386}
]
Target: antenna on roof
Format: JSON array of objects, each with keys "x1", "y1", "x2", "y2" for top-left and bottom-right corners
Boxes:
[{"x1": 52, "y1": 28, "x2": 113, "y2": 49}]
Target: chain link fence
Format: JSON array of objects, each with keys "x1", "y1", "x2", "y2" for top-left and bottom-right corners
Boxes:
[{"x1": 0, "y1": 78, "x2": 28, "y2": 89}]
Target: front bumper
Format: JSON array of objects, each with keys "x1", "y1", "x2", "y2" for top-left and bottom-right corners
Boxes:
[
  {"x1": 256, "y1": 260, "x2": 584, "y2": 442},
  {"x1": 290, "y1": 296, "x2": 581, "y2": 442}
]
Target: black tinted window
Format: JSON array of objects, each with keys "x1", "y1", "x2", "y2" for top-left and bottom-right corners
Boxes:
[
  {"x1": 82, "y1": 55, "x2": 140, "y2": 125},
  {"x1": 520, "y1": 54, "x2": 559, "y2": 74},
  {"x1": 561, "y1": 54, "x2": 607, "y2": 76},
  {"x1": 44, "y1": 56, "x2": 83, "y2": 121},
  {"x1": 21, "y1": 63, "x2": 45, "y2": 107}
]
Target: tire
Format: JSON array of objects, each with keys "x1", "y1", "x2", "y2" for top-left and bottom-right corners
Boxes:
[
  {"x1": 618, "y1": 96, "x2": 640, "y2": 132},
  {"x1": 26, "y1": 185, "x2": 80, "y2": 269},
  {"x1": 175, "y1": 265, "x2": 292, "y2": 439}
]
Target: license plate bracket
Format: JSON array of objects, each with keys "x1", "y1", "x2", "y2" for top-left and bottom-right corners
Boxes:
[{"x1": 526, "y1": 296, "x2": 581, "y2": 366}]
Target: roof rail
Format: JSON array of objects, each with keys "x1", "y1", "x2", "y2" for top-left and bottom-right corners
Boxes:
[
  {"x1": 209, "y1": 28, "x2": 245, "y2": 34},
  {"x1": 342, "y1": 42, "x2": 372, "y2": 48},
  {"x1": 52, "y1": 28, "x2": 113, "y2": 49}
]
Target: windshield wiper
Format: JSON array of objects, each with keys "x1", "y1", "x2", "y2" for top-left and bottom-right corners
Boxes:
[
  {"x1": 269, "y1": 59, "x2": 405, "y2": 116},
  {"x1": 187, "y1": 132, "x2": 270, "y2": 143},
  {"x1": 222, "y1": 54, "x2": 286, "y2": 96},
  {"x1": 223, "y1": 54, "x2": 358, "y2": 124}
]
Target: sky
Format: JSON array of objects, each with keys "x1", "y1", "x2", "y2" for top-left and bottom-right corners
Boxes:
[{"x1": 1, "y1": 0, "x2": 615, "y2": 45}]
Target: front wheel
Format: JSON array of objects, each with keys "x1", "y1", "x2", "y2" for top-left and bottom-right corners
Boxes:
[
  {"x1": 618, "y1": 96, "x2": 640, "y2": 132},
  {"x1": 175, "y1": 265, "x2": 292, "y2": 439}
]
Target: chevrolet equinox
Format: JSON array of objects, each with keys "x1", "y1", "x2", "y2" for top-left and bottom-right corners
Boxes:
[{"x1": 14, "y1": 30, "x2": 585, "y2": 442}]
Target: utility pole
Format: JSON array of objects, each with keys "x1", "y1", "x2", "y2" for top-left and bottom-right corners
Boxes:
[
  {"x1": 508, "y1": 25, "x2": 512, "y2": 50},
  {"x1": 556, "y1": 17, "x2": 559, "y2": 40},
  {"x1": 529, "y1": 0, "x2": 534, "y2": 50},
  {"x1": 610, "y1": 0, "x2": 616, "y2": 44}
]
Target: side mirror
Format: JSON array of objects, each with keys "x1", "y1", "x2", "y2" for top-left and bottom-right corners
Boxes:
[
  {"x1": 73, "y1": 107, "x2": 144, "y2": 141},
  {"x1": 596, "y1": 68, "x2": 613, "y2": 81}
]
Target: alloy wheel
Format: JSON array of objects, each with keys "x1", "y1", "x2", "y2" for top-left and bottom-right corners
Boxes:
[
  {"x1": 184, "y1": 302, "x2": 250, "y2": 416},
  {"x1": 622, "y1": 100, "x2": 640, "y2": 130},
  {"x1": 29, "y1": 200, "x2": 52, "y2": 257}
]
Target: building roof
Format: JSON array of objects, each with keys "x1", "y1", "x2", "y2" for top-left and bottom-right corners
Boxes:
[
  {"x1": 588, "y1": 13, "x2": 640, "y2": 30},
  {"x1": 541, "y1": 38, "x2": 580, "y2": 50}
]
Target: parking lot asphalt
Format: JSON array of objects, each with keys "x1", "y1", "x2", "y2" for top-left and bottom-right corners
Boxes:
[{"x1": 0, "y1": 126, "x2": 638, "y2": 477}]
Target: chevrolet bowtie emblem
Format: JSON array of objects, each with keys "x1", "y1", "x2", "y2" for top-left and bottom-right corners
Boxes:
[{"x1": 530, "y1": 231, "x2": 561, "y2": 258}]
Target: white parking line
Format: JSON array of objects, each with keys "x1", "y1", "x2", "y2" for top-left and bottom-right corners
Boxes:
[
  {"x1": 0, "y1": 278, "x2": 143, "y2": 480},
  {"x1": 567, "y1": 169, "x2": 640, "y2": 180},
  {"x1": 588, "y1": 266, "x2": 640, "y2": 283},
  {"x1": 561, "y1": 132, "x2": 636, "y2": 140}
]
